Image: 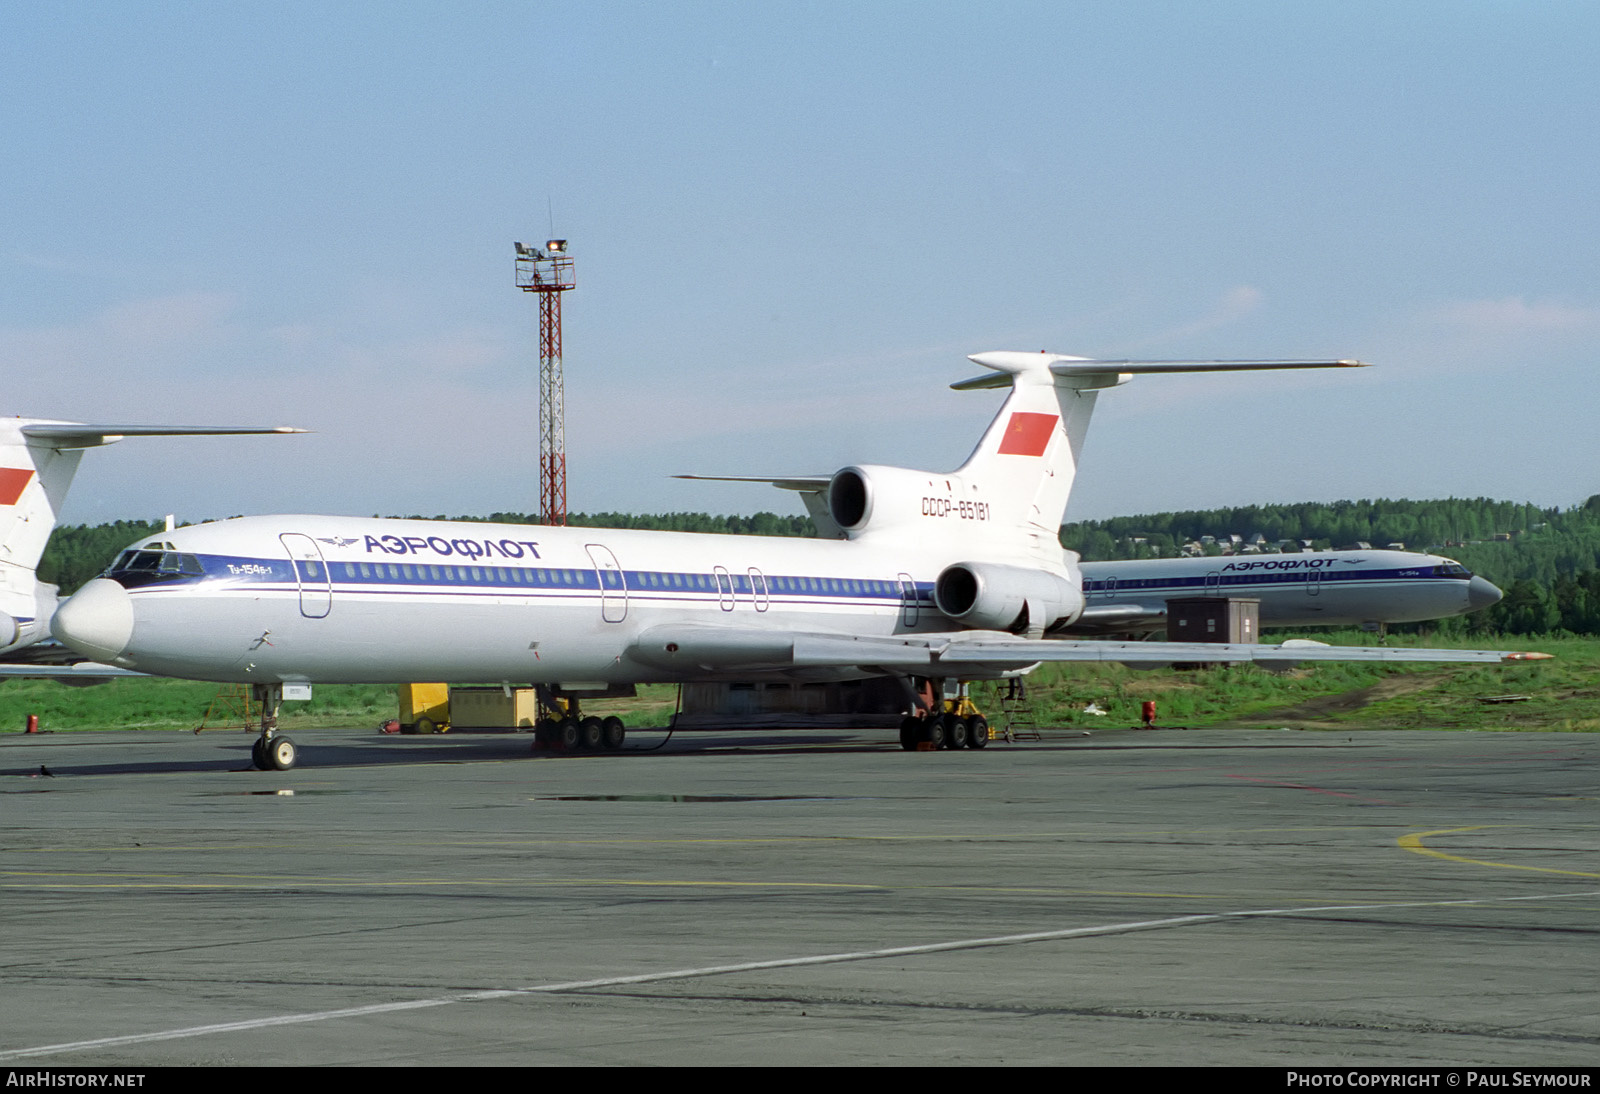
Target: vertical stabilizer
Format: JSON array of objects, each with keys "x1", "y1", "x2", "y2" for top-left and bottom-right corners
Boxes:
[
  {"x1": 953, "y1": 353, "x2": 1121, "y2": 547},
  {"x1": 950, "y1": 353, "x2": 1367, "y2": 557},
  {"x1": 0, "y1": 420, "x2": 85, "y2": 577}
]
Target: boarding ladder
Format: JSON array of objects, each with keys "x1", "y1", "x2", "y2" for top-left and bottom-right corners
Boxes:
[
  {"x1": 194, "y1": 684, "x2": 255, "y2": 734},
  {"x1": 987, "y1": 678, "x2": 1042, "y2": 742}
]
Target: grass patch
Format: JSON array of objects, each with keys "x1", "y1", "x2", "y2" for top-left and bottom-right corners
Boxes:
[
  {"x1": 984, "y1": 632, "x2": 1596, "y2": 732},
  {"x1": 0, "y1": 678, "x2": 681, "y2": 733},
  {"x1": 1, "y1": 634, "x2": 1588, "y2": 734}
]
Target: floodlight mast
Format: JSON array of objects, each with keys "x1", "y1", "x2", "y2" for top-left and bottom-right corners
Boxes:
[{"x1": 514, "y1": 239, "x2": 576, "y2": 525}]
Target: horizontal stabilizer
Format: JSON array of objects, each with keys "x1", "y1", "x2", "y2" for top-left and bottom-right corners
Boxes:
[
  {"x1": 20, "y1": 424, "x2": 309, "y2": 449},
  {"x1": 953, "y1": 354, "x2": 1366, "y2": 390},
  {"x1": 672, "y1": 474, "x2": 830, "y2": 493}
]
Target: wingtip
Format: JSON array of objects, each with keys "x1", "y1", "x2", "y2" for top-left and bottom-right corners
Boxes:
[{"x1": 1501, "y1": 651, "x2": 1553, "y2": 661}]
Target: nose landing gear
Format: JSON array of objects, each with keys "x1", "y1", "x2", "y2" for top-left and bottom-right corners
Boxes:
[{"x1": 249, "y1": 683, "x2": 298, "y2": 770}]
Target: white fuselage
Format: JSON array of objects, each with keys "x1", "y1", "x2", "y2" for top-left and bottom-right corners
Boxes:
[
  {"x1": 1075, "y1": 550, "x2": 1499, "y2": 632},
  {"x1": 70, "y1": 513, "x2": 1054, "y2": 686}
]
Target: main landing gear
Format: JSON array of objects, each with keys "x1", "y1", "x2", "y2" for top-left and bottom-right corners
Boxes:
[
  {"x1": 532, "y1": 698, "x2": 627, "y2": 753},
  {"x1": 899, "y1": 710, "x2": 991, "y2": 751},
  {"x1": 898, "y1": 679, "x2": 990, "y2": 751},
  {"x1": 249, "y1": 683, "x2": 298, "y2": 771}
]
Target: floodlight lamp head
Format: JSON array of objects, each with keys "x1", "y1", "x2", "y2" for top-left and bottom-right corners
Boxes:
[{"x1": 546, "y1": 239, "x2": 567, "y2": 254}]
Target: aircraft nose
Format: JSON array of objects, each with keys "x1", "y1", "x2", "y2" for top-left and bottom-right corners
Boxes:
[
  {"x1": 52, "y1": 578, "x2": 135, "y2": 662},
  {"x1": 1467, "y1": 576, "x2": 1503, "y2": 613}
]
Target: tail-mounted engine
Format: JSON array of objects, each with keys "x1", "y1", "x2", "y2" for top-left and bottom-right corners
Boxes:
[{"x1": 826, "y1": 464, "x2": 989, "y2": 539}]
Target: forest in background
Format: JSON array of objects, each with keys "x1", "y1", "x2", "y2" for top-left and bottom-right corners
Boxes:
[{"x1": 36, "y1": 495, "x2": 1600, "y2": 637}]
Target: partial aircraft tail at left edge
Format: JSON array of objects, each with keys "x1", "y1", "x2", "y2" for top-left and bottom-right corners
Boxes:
[{"x1": 0, "y1": 420, "x2": 306, "y2": 659}]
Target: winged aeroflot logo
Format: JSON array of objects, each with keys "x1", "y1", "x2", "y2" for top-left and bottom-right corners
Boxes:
[
  {"x1": 996, "y1": 412, "x2": 1057, "y2": 457},
  {"x1": 315, "y1": 536, "x2": 360, "y2": 548}
]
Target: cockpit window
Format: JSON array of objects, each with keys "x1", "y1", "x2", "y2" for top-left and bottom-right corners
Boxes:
[{"x1": 101, "y1": 546, "x2": 205, "y2": 588}]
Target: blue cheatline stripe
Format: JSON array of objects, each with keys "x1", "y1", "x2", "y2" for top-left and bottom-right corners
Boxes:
[
  {"x1": 1083, "y1": 567, "x2": 1466, "y2": 594},
  {"x1": 116, "y1": 554, "x2": 937, "y2": 605}
]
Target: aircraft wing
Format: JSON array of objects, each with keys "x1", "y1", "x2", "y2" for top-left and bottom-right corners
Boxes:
[
  {"x1": 630, "y1": 625, "x2": 1547, "y2": 675},
  {"x1": 0, "y1": 661, "x2": 142, "y2": 679},
  {"x1": 20, "y1": 424, "x2": 308, "y2": 449},
  {"x1": 1062, "y1": 602, "x2": 1169, "y2": 634}
]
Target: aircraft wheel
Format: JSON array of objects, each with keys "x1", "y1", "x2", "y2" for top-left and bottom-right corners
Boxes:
[
  {"x1": 923, "y1": 715, "x2": 947, "y2": 751},
  {"x1": 579, "y1": 717, "x2": 605, "y2": 750},
  {"x1": 558, "y1": 718, "x2": 581, "y2": 750},
  {"x1": 898, "y1": 716, "x2": 921, "y2": 751},
  {"x1": 601, "y1": 716, "x2": 626, "y2": 750},
  {"x1": 947, "y1": 716, "x2": 970, "y2": 750},
  {"x1": 266, "y1": 736, "x2": 297, "y2": 771},
  {"x1": 250, "y1": 738, "x2": 268, "y2": 770},
  {"x1": 967, "y1": 715, "x2": 990, "y2": 749}
]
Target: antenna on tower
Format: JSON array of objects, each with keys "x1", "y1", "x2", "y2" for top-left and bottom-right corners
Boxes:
[{"x1": 514, "y1": 238, "x2": 576, "y2": 526}]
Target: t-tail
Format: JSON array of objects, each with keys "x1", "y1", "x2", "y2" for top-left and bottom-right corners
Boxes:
[
  {"x1": 0, "y1": 419, "x2": 305, "y2": 655},
  {"x1": 835, "y1": 351, "x2": 1366, "y2": 558}
]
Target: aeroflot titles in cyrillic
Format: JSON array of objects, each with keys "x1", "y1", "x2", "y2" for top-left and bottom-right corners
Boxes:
[
  {"x1": 1221, "y1": 557, "x2": 1349, "y2": 572},
  {"x1": 361, "y1": 534, "x2": 542, "y2": 561}
]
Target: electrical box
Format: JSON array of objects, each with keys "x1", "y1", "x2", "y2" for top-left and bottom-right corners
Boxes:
[
  {"x1": 1166, "y1": 597, "x2": 1260, "y2": 644},
  {"x1": 449, "y1": 687, "x2": 543, "y2": 729}
]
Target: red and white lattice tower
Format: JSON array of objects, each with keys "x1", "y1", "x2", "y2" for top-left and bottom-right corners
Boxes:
[{"x1": 515, "y1": 239, "x2": 576, "y2": 525}]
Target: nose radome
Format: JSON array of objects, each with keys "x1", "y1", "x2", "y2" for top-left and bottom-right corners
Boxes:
[
  {"x1": 52, "y1": 578, "x2": 135, "y2": 662},
  {"x1": 1468, "y1": 576, "x2": 1503, "y2": 613}
]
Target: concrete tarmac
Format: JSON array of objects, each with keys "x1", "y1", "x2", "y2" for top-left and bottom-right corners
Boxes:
[{"x1": 1, "y1": 724, "x2": 1596, "y2": 1066}]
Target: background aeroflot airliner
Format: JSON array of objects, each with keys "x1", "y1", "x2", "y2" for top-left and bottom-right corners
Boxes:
[
  {"x1": 0, "y1": 417, "x2": 303, "y2": 669},
  {"x1": 52, "y1": 351, "x2": 1544, "y2": 771},
  {"x1": 1072, "y1": 550, "x2": 1502, "y2": 635}
]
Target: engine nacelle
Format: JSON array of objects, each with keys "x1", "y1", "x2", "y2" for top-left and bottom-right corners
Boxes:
[
  {"x1": 826, "y1": 464, "x2": 985, "y2": 539},
  {"x1": 826, "y1": 466, "x2": 875, "y2": 533},
  {"x1": 934, "y1": 562, "x2": 1084, "y2": 635}
]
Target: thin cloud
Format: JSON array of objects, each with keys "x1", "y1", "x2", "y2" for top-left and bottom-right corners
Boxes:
[
  {"x1": 1424, "y1": 296, "x2": 1600, "y2": 335},
  {"x1": 1121, "y1": 285, "x2": 1265, "y2": 352},
  {"x1": 96, "y1": 292, "x2": 239, "y2": 349}
]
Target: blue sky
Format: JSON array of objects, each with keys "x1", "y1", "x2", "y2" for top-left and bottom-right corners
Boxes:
[{"x1": 3, "y1": 2, "x2": 1597, "y2": 527}]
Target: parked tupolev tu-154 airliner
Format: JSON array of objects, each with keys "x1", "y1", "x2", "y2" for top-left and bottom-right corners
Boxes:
[{"x1": 50, "y1": 351, "x2": 1545, "y2": 770}]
